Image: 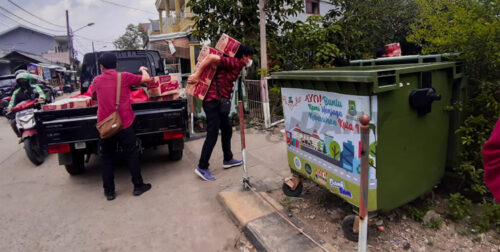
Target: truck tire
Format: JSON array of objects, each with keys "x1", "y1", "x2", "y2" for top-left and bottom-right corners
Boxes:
[
  {"x1": 169, "y1": 146, "x2": 183, "y2": 161},
  {"x1": 65, "y1": 152, "x2": 85, "y2": 175}
]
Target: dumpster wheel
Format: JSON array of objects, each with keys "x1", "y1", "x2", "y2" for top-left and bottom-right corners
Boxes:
[
  {"x1": 342, "y1": 215, "x2": 360, "y2": 242},
  {"x1": 282, "y1": 181, "x2": 303, "y2": 197}
]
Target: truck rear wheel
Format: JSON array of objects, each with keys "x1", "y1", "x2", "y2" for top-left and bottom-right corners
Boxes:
[
  {"x1": 65, "y1": 152, "x2": 85, "y2": 175},
  {"x1": 168, "y1": 146, "x2": 183, "y2": 161},
  {"x1": 169, "y1": 149, "x2": 183, "y2": 161}
]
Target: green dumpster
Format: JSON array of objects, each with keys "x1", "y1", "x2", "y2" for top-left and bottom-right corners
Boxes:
[{"x1": 270, "y1": 55, "x2": 466, "y2": 213}]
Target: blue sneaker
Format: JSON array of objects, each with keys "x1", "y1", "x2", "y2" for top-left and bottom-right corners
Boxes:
[
  {"x1": 223, "y1": 159, "x2": 243, "y2": 169},
  {"x1": 195, "y1": 167, "x2": 216, "y2": 181}
]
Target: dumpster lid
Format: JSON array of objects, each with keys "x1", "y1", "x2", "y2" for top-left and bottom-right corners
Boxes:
[
  {"x1": 270, "y1": 61, "x2": 464, "y2": 94},
  {"x1": 271, "y1": 62, "x2": 459, "y2": 82}
]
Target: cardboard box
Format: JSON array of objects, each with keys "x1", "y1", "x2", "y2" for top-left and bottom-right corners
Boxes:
[
  {"x1": 194, "y1": 45, "x2": 221, "y2": 85},
  {"x1": 195, "y1": 45, "x2": 222, "y2": 71},
  {"x1": 150, "y1": 92, "x2": 180, "y2": 101},
  {"x1": 42, "y1": 97, "x2": 92, "y2": 111},
  {"x1": 42, "y1": 99, "x2": 69, "y2": 111},
  {"x1": 147, "y1": 74, "x2": 179, "y2": 97},
  {"x1": 215, "y1": 33, "x2": 241, "y2": 57},
  {"x1": 186, "y1": 81, "x2": 211, "y2": 101},
  {"x1": 385, "y1": 43, "x2": 401, "y2": 57},
  {"x1": 69, "y1": 97, "x2": 91, "y2": 108}
]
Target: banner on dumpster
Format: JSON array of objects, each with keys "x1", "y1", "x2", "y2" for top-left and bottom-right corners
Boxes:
[{"x1": 281, "y1": 88, "x2": 378, "y2": 210}]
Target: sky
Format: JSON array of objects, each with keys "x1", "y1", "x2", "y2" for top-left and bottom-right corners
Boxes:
[{"x1": 0, "y1": 0, "x2": 159, "y2": 60}]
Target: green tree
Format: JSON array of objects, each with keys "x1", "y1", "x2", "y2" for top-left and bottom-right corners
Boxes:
[
  {"x1": 114, "y1": 24, "x2": 148, "y2": 50},
  {"x1": 325, "y1": 0, "x2": 420, "y2": 61},
  {"x1": 271, "y1": 15, "x2": 342, "y2": 70},
  {"x1": 408, "y1": 0, "x2": 500, "y2": 80},
  {"x1": 329, "y1": 141, "x2": 341, "y2": 160},
  {"x1": 408, "y1": 0, "x2": 500, "y2": 199},
  {"x1": 188, "y1": 0, "x2": 304, "y2": 52}
]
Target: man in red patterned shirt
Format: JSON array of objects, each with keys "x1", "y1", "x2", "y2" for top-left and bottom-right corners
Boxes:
[{"x1": 188, "y1": 45, "x2": 254, "y2": 181}]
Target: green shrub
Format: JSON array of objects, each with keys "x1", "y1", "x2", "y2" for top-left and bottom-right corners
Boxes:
[
  {"x1": 470, "y1": 201, "x2": 500, "y2": 233},
  {"x1": 446, "y1": 193, "x2": 472, "y2": 221}
]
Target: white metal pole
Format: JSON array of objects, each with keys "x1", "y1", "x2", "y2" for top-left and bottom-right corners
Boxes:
[
  {"x1": 259, "y1": 0, "x2": 271, "y2": 128},
  {"x1": 358, "y1": 115, "x2": 371, "y2": 252}
]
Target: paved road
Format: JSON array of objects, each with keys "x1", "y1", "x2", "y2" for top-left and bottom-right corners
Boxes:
[{"x1": 0, "y1": 106, "x2": 289, "y2": 251}]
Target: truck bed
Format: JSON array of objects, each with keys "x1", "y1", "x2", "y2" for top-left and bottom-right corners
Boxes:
[{"x1": 35, "y1": 99, "x2": 188, "y2": 146}]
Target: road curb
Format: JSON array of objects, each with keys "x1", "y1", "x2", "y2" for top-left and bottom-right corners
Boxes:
[{"x1": 218, "y1": 190, "x2": 337, "y2": 252}]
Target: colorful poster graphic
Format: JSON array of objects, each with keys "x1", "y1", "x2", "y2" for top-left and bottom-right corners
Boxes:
[{"x1": 282, "y1": 88, "x2": 378, "y2": 210}]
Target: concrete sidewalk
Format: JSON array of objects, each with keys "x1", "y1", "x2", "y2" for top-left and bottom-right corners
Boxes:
[
  {"x1": 214, "y1": 127, "x2": 337, "y2": 252},
  {"x1": 0, "y1": 122, "x2": 294, "y2": 251}
]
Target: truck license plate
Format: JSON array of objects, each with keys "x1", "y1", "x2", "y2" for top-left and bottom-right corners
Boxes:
[{"x1": 74, "y1": 142, "x2": 86, "y2": 150}]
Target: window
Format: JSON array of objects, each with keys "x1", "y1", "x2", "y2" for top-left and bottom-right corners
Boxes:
[{"x1": 306, "y1": 0, "x2": 320, "y2": 14}]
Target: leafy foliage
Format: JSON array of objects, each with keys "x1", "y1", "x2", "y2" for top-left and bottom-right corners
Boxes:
[
  {"x1": 409, "y1": 0, "x2": 500, "y2": 200},
  {"x1": 326, "y1": 0, "x2": 420, "y2": 61},
  {"x1": 114, "y1": 24, "x2": 148, "y2": 50},
  {"x1": 270, "y1": 16, "x2": 342, "y2": 70},
  {"x1": 446, "y1": 193, "x2": 472, "y2": 221},
  {"x1": 470, "y1": 201, "x2": 500, "y2": 233},
  {"x1": 188, "y1": 0, "x2": 304, "y2": 52},
  {"x1": 408, "y1": 0, "x2": 500, "y2": 80}
]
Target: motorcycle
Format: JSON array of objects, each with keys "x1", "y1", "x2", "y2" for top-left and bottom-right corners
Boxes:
[
  {"x1": 6, "y1": 99, "x2": 46, "y2": 165},
  {"x1": 0, "y1": 96, "x2": 10, "y2": 116}
]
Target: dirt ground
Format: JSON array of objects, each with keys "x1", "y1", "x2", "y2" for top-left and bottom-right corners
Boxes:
[{"x1": 269, "y1": 180, "x2": 500, "y2": 252}]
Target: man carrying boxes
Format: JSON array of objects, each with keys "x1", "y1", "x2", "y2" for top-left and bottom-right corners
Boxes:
[{"x1": 187, "y1": 34, "x2": 254, "y2": 181}]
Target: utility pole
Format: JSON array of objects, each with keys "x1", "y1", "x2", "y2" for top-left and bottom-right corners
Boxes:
[
  {"x1": 65, "y1": 10, "x2": 74, "y2": 72},
  {"x1": 259, "y1": 0, "x2": 271, "y2": 128}
]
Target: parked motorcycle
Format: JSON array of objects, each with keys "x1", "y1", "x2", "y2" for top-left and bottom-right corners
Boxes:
[{"x1": 6, "y1": 99, "x2": 46, "y2": 165}]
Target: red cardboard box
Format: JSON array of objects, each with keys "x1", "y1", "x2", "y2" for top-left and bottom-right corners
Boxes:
[
  {"x1": 150, "y1": 93, "x2": 180, "y2": 101},
  {"x1": 147, "y1": 74, "x2": 179, "y2": 97},
  {"x1": 385, "y1": 43, "x2": 402, "y2": 57},
  {"x1": 186, "y1": 80, "x2": 210, "y2": 101},
  {"x1": 42, "y1": 100, "x2": 70, "y2": 111},
  {"x1": 196, "y1": 46, "x2": 222, "y2": 70},
  {"x1": 215, "y1": 33, "x2": 241, "y2": 57},
  {"x1": 69, "y1": 97, "x2": 91, "y2": 108},
  {"x1": 42, "y1": 97, "x2": 91, "y2": 111},
  {"x1": 194, "y1": 46, "x2": 221, "y2": 85}
]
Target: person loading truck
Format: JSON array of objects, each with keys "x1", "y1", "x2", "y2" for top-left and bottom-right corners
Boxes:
[{"x1": 90, "y1": 52, "x2": 152, "y2": 201}]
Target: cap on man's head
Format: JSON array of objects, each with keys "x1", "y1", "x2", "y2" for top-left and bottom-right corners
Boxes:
[{"x1": 98, "y1": 53, "x2": 117, "y2": 69}]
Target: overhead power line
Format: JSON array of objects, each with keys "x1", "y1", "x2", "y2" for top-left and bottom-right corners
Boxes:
[
  {"x1": 75, "y1": 34, "x2": 114, "y2": 44},
  {"x1": 7, "y1": 0, "x2": 66, "y2": 28},
  {"x1": 99, "y1": 0, "x2": 157, "y2": 15},
  {"x1": 0, "y1": 6, "x2": 66, "y2": 33}
]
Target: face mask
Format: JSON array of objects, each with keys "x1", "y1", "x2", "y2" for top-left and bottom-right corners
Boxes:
[
  {"x1": 18, "y1": 80, "x2": 29, "y2": 89},
  {"x1": 246, "y1": 59, "x2": 253, "y2": 68}
]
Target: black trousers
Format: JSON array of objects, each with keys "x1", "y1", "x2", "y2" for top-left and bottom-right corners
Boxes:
[
  {"x1": 99, "y1": 126, "x2": 143, "y2": 192},
  {"x1": 198, "y1": 100, "x2": 233, "y2": 170}
]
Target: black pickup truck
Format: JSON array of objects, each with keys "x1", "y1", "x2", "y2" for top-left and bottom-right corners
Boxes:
[{"x1": 35, "y1": 50, "x2": 187, "y2": 175}]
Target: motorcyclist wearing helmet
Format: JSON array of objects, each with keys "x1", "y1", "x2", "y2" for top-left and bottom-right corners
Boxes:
[{"x1": 6, "y1": 72, "x2": 46, "y2": 113}]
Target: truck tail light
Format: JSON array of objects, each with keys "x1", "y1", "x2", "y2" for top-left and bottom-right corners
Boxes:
[
  {"x1": 163, "y1": 131, "x2": 184, "y2": 140},
  {"x1": 48, "y1": 143, "x2": 70, "y2": 154}
]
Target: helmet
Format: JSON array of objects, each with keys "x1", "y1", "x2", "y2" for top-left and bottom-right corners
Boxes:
[
  {"x1": 16, "y1": 72, "x2": 31, "y2": 89},
  {"x1": 16, "y1": 72, "x2": 31, "y2": 80}
]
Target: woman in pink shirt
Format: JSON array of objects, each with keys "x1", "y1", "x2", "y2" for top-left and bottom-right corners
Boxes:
[{"x1": 91, "y1": 52, "x2": 152, "y2": 201}]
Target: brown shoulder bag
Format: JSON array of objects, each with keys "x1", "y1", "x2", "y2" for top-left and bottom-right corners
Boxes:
[{"x1": 96, "y1": 72, "x2": 123, "y2": 139}]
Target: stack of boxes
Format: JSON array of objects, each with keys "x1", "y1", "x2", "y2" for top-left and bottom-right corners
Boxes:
[
  {"x1": 42, "y1": 96, "x2": 92, "y2": 111},
  {"x1": 42, "y1": 73, "x2": 181, "y2": 111},
  {"x1": 187, "y1": 33, "x2": 241, "y2": 100}
]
